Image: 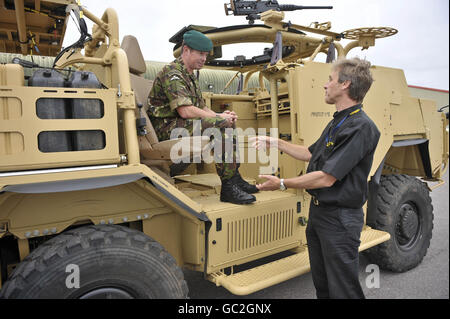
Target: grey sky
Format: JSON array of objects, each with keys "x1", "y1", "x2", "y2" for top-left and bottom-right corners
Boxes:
[{"x1": 64, "y1": 0, "x2": 449, "y2": 90}]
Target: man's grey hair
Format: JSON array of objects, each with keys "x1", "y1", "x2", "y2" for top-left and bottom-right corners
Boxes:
[{"x1": 333, "y1": 57, "x2": 373, "y2": 103}]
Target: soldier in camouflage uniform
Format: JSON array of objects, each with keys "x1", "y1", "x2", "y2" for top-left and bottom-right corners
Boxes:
[{"x1": 148, "y1": 30, "x2": 257, "y2": 205}]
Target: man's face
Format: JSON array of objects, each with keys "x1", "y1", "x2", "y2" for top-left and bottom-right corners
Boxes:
[
  {"x1": 183, "y1": 46, "x2": 209, "y2": 71},
  {"x1": 324, "y1": 70, "x2": 347, "y2": 104}
]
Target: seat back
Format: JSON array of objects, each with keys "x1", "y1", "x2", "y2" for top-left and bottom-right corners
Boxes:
[
  {"x1": 121, "y1": 35, "x2": 146, "y2": 76},
  {"x1": 121, "y1": 35, "x2": 159, "y2": 148}
]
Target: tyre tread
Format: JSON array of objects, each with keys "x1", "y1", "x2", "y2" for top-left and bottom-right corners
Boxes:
[
  {"x1": 0, "y1": 225, "x2": 188, "y2": 299},
  {"x1": 365, "y1": 174, "x2": 434, "y2": 272}
]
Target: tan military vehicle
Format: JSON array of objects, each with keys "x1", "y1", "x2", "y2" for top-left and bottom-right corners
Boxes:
[{"x1": 0, "y1": 0, "x2": 448, "y2": 298}]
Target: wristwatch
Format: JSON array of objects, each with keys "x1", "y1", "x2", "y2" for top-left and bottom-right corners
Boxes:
[{"x1": 280, "y1": 178, "x2": 287, "y2": 191}]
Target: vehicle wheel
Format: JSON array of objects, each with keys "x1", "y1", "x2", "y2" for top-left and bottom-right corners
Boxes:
[
  {"x1": 364, "y1": 174, "x2": 433, "y2": 272},
  {"x1": 0, "y1": 225, "x2": 188, "y2": 299}
]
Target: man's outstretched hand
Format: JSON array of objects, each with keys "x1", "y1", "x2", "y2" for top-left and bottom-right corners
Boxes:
[{"x1": 256, "y1": 174, "x2": 281, "y2": 191}]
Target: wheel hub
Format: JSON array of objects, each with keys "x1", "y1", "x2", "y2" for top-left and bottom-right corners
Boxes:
[
  {"x1": 396, "y1": 203, "x2": 420, "y2": 249},
  {"x1": 79, "y1": 287, "x2": 134, "y2": 299}
]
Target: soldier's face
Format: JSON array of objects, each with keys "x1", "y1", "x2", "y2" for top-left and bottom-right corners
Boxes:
[{"x1": 183, "y1": 46, "x2": 209, "y2": 72}]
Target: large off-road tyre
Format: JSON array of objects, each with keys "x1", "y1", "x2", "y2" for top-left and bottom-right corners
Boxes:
[
  {"x1": 0, "y1": 225, "x2": 188, "y2": 299},
  {"x1": 364, "y1": 174, "x2": 434, "y2": 272}
]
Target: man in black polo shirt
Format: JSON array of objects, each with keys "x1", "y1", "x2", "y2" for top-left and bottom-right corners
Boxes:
[{"x1": 252, "y1": 58, "x2": 380, "y2": 298}]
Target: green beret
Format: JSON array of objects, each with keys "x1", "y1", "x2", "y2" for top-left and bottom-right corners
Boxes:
[{"x1": 183, "y1": 30, "x2": 213, "y2": 52}]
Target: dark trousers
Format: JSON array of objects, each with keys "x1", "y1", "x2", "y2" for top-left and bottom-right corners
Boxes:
[{"x1": 306, "y1": 201, "x2": 365, "y2": 299}]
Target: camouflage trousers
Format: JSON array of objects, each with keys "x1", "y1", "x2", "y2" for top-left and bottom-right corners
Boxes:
[{"x1": 152, "y1": 116, "x2": 239, "y2": 181}]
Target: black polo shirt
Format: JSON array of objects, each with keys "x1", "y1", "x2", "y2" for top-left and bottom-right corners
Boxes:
[{"x1": 306, "y1": 104, "x2": 380, "y2": 208}]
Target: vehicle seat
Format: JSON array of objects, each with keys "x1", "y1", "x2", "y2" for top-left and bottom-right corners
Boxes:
[{"x1": 121, "y1": 35, "x2": 210, "y2": 175}]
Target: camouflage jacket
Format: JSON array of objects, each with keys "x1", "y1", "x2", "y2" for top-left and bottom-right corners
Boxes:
[{"x1": 148, "y1": 56, "x2": 205, "y2": 118}]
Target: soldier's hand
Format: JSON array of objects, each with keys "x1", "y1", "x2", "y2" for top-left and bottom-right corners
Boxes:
[
  {"x1": 223, "y1": 110, "x2": 237, "y2": 118},
  {"x1": 219, "y1": 111, "x2": 237, "y2": 126}
]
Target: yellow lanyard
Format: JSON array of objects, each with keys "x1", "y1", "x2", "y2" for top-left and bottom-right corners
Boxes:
[{"x1": 326, "y1": 108, "x2": 361, "y2": 147}]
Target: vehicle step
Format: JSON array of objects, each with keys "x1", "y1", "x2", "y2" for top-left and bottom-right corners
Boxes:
[
  {"x1": 359, "y1": 227, "x2": 391, "y2": 251},
  {"x1": 208, "y1": 227, "x2": 390, "y2": 295}
]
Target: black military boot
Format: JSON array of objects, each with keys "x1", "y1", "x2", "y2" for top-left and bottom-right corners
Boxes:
[
  {"x1": 220, "y1": 179, "x2": 256, "y2": 205},
  {"x1": 231, "y1": 172, "x2": 259, "y2": 194}
]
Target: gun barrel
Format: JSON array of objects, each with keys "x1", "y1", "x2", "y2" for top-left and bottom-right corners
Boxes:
[{"x1": 279, "y1": 5, "x2": 333, "y2": 11}]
